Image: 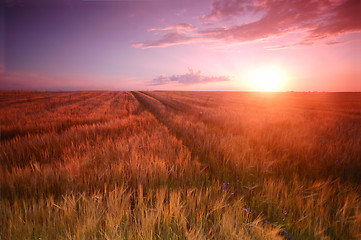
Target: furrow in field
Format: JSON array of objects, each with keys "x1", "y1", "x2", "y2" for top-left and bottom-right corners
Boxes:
[
  {"x1": 133, "y1": 91, "x2": 241, "y2": 181},
  {"x1": 132, "y1": 90, "x2": 361, "y2": 240},
  {"x1": 146, "y1": 91, "x2": 361, "y2": 183}
]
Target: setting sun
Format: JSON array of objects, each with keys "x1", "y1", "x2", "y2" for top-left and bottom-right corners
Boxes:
[{"x1": 253, "y1": 67, "x2": 286, "y2": 92}]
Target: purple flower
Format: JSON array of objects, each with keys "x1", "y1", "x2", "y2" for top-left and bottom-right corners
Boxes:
[
  {"x1": 244, "y1": 208, "x2": 248, "y2": 212},
  {"x1": 284, "y1": 210, "x2": 287, "y2": 215}
]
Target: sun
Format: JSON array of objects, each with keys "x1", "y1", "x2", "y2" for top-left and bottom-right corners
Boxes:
[{"x1": 253, "y1": 66, "x2": 286, "y2": 92}]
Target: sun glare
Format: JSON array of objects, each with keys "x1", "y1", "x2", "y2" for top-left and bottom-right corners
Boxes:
[{"x1": 253, "y1": 66, "x2": 286, "y2": 92}]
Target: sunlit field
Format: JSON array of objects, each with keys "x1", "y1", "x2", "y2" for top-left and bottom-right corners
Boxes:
[{"x1": 1, "y1": 91, "x2": 360, "y2": 239}]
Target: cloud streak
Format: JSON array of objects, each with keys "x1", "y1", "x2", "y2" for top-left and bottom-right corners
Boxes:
[
  {"x1": 149, "y1": 23, "x2": 197, "y2": 32},
  {"x1": 135, "y1": 0, "x2": 361, "y2": 48},
  {"x1": 133, "y1": 32, "x2": 198, "y2": 49},
  {"x1": 151, "y1": 68, "x2": 230, "y2": 85},
  {"x1": 134, "y1": 23, "x2": 199, "y2": 49}
]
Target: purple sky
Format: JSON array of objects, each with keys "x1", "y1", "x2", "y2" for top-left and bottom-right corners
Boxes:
[{"x1": 1, "y1": 0, "x2": 361, "y2": 91}]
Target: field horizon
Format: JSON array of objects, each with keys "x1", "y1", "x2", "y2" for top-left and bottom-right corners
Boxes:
[{"x1": 1, "y1": 90, "x2": 360, "y2": 239}]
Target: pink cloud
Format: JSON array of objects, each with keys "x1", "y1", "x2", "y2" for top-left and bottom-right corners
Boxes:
[
  {"x1": 133, "y1": 32, "x2": 198, "y2": 49},
  {"x1": 135, "y1": 0, "x2": 361, "y2": 48},
  {"x1": 301, "y1": 0, "x2": 361, "y2": 44},
  {"x1": 151, "y1": 68, "x2": 230, "y2": 85},
  {"x1": 133, "y1": 23, "x2": 199, "y2": 49},
  {"x1": 324, "y1": 41, "x2": 346, "y2": 45},
  {"x1": 149, "y1": 23, "x2": 197, "y2": 32}
]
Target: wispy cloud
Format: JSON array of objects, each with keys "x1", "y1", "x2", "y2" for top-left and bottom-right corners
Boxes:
[
  {"x1": 133, "y1": 23, "x2": 199, "y2": 49},
  {"x1": 149, "y1": 23, "x2": 197, "y2": 32},
  {"x1": 133, "y1": 32, "x2": 199, "y2": 49},
  {"x1": 135, "y1": 0, "x2": 361, "y2": 48},
  {"x1": 151, "y1": 68, "x2": 230, "y2": 86},
  {"x1": 325, "y1": 41, "x2": 346, "y2": 45}
]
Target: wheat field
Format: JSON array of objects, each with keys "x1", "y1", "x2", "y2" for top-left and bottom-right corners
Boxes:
[{"x1": 1, "y1": 91, "x2": 360, "y2": 239}]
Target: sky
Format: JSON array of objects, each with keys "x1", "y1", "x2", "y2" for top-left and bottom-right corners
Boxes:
[{"x1": 1, "y1": 0, "x2": 360, "y2": 91}]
